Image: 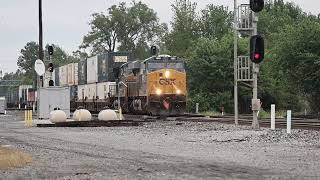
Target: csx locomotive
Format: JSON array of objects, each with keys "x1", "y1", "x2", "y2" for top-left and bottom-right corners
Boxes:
[{"x1": 117, "y1": 55, "x2": 187, "y2": 116}]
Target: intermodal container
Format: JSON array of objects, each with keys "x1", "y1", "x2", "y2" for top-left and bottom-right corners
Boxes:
[
  {"x1": 97, "y1": 52, "x2": 131, "y2": 82},
  {"x1": 85, "y1": 83, "x2": 97, "y2": 100},
  {"x1": 69, "y1": 85, "x2": 78, "y2": 101},
  {"x1": 78, "y1": 60, "x2": 87, "y2": 85},
  {"x1": 59, "y1": 65, "x2": 68, "y2": 87},
  {"x1": 96, "y1": 82, "x2": 116, "y2": 100},
  {"x1": 67, "y1": 63, "x2": 78, "y2": 86},
  {"x1": 77, "y1": 85, "x2": 86, "y2": 100},
  {"x1": 86, "y1": 56, "x2": 98, "y2": 84}
]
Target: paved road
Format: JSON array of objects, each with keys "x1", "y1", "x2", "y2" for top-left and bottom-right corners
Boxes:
[{"x1": 0, "y1": 111, "x2": 319, "y2": 179}]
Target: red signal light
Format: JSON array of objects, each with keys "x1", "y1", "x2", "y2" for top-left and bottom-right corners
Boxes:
[{"x1": 254, "y1": 53, "x2": 261, "y2": 60}]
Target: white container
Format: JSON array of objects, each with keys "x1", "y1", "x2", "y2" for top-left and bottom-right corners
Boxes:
[
  {"x1": 86, "y1": 56, "x2": 98, "y2": 84},
  {"x1": 77, "y1": 83, "x2": 97, "y2": 100},
  {"x1": 39, "y1": 87, "x2": 70, "y2": 119},
  {"x1": 77, "y1": 85, "x2": 86, "y2": 100},
  {"x1": 67, "y1": 63, "x2": 79, "y2": 86},
  {"x1": 74, "y1": 63, "x2": 78, "y2": 85},
  {"x1": 86, "y1": 83, "x2": 97, "y2": 100},
  {"x1": 96, "y1": 82, "x2": 116, "y2": 100},
  {"x1": 59, "y1": 65, "x2": 68, "y2": 87}
]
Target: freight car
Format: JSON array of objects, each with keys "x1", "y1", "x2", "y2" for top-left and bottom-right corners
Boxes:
[
  {"x1": 117, "y1": 55, "x2": 187, "y2": 116},
  {"x1": 6, "y1": 85, "x2": 36, "y2": 109},
  {"x1": 72, "y1": 52, "x2": 132, "y2": 112},
  {"x1": 39, "y1": 51, "x2": 187, "y2": 116}
]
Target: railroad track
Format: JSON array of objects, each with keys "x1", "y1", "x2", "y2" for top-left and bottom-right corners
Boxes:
[
  {"x1": 175, "y1": 116, "x2": 320, "y2": 131},
  {"x1": 69, "y1": 112, "x2": 320, "y2": 130}
]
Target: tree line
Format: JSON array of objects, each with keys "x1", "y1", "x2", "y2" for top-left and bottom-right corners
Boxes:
[{"x1": 8, "y1": 0, "x2": 320, "y2": 114}]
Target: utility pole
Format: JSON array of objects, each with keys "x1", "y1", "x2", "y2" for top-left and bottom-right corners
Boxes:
[
  {"x1": 37, "y1": 0, "x2": 43, "y2": 117},
  {"x1": 251, "y1": 12, "x2": 260, "y2": 129},
  {"x1": 39, "y1": 0, "x2": 44, "y2": 62},
  {"x1": 233, "y1": 0, "x2": 239, "y2": 125},
  {"x1": 249, "y1": 0, "x2": 265, "y2": 129}
]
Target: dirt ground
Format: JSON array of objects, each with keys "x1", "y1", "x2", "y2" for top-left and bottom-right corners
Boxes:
[{"x1": 0, "y1": 111, "x2": 320, "y2": 180}]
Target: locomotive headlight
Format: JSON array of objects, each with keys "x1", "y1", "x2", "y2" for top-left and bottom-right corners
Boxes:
[
  {"x1": 165, "y1": 70, "x2": 170, "y2": 78},
  {"x1": 176, "y1": 89, "x2": 181, "y2": 94},
  {"x1": 156, "y1": 89, "x2": 162, "y2": 95}
]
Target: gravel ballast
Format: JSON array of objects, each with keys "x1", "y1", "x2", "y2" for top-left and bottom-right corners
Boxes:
[{"x1": 0, "y1": 111, "x2": 320, "y2": 179}]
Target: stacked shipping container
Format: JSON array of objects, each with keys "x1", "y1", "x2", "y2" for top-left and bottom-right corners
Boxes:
[
  {"x1": 77, "y1": 52, "x2": 131, "y2": 100},
  {"x1": 77, "y1": 82, "x2": 116, "y2": 101},
  {"x1": 37, "y1": 52, "x2": 131, "y2": 101},
  {"x1": 78, "y1": 60, "x2": 87, "y2": 85},
  {"x1": 67, "y1": 63, "x2": 78, "y2": 86},
  {"x1": 59, "y1": 65, "x2": 68, "y2": 87}
]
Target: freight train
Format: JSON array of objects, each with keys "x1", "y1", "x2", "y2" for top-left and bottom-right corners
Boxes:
[
  {"x1": 74, "y1": 53, "x2": 187, "y2": 116},
  {"x1": 7, "y1": 52, "x2": 187, "y2": 116}
]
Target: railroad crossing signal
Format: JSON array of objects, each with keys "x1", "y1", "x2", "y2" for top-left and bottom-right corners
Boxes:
[
  {"x1": 150, "y1": 46, "x2": 157, "y2": 56},
  {"x1": 250, "y1": 35, "x2": 264, "y2": 64},
  {"x1": 48, "y1": 45, "x2": 54, "y2": 55},
  {"x1": 250, "y1": 0, "x2": 264, "y2": 12},
  {"x1": 48, "y1": 62, "x2": 54, "y2": 72}
]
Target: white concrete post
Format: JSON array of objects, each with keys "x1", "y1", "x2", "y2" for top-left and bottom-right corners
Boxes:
[
  {"x1": 195, "y1": 103, "x2": 199, "y2": 114},
  {"x1": 271, "y1": 104, "x2": 275, "y2": 130},
  {"x1": 287, "y1": 110, "x2": 292, "y2": 134},
  {"x1": 32, "y1": 103, "x2": 35, "y2": 113},
  {"x1": 19, "y1": 104, "x2": 21, "y2": 109}
]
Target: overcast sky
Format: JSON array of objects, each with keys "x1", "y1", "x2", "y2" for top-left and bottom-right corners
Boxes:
[{"x1": 0, "y1": 0, "x2": 319, "y2": 74}]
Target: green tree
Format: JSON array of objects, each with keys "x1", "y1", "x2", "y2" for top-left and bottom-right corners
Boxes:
[
  {"x1": 257, "y1": 0, "x2": 317, "y2": 112},
  {"x1": 272, "y1": 19, "x2": 320, "y2": 113},
  {"x1": 81, "y1": 1, "x2": 166, "y2": 59},
  {"x1": 199, "y1": 5, "x2": 233, "y2": 40},
  {"x1": 81, "y1": 12, "x2": 118, "y2": 54},
  {"x1": 165, "y1": 0, "x2": 199, "y2": 57},
  {"x1": 17, "y1": 42, "x2": 39, "y2": 76},
  {"x1": 185, "y1": 34, "x2": 249, "y2": 112}
]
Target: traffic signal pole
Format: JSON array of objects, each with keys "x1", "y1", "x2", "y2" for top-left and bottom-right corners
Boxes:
[
  {"x1": 252, "y1": 13, "x2": 260, "y2": 129},
  {"x1": 37, "y1": 0, "x2": 43, "y2": 119},
  {"x1": 233, "y1": 0, "x2": 239, "y2": 125}
]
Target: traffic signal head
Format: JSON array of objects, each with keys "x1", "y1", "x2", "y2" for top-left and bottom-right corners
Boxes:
[
  {"x1": 250, "y1": 35, "x2": 264, "y2": 64},
  {"x1": 48, "y1": 45, "x2": 54, "y2": 55},
  {"x1": 48, "y1": 63, "x2": 54, "y2": 72},
  {"x1": 150, "y1": 46, "x2": 157, "y2": 56},
  {"x1": 250, "y1": 0, "x2": 264, "y2": 13},
  {"x1": 49, "y1": 80, "x2": 54, "y2": 87}
]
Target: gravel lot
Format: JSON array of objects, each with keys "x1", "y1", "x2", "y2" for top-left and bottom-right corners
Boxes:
[{"x1": 0, "y1": 111, "x2": 320, "y2": 179}]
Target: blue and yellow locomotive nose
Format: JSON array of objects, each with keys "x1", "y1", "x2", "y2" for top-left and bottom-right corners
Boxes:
[{"x1": 147, "y1": 68, "x2": 187, "y2": 115}]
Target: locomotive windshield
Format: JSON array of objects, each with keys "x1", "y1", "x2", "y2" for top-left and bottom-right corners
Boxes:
[{"x1": 147, "y1": 62, "x2": 185, "y2": 72}]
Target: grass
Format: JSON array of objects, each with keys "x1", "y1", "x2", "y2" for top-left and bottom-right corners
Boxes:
[
  {"x1": 258, "y1": 109, "x2": 286, "y2": 119},
  {"x1": 0, "y1": 146, "x2": 32, "y2": 170},
  {"x1": 200, "y1": 111, "x2": 222, "y2": 117}
]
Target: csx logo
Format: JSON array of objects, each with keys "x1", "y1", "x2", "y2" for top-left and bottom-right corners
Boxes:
[{"x1": 159, "y1": 78, "x2": 176, "y2": 85}]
